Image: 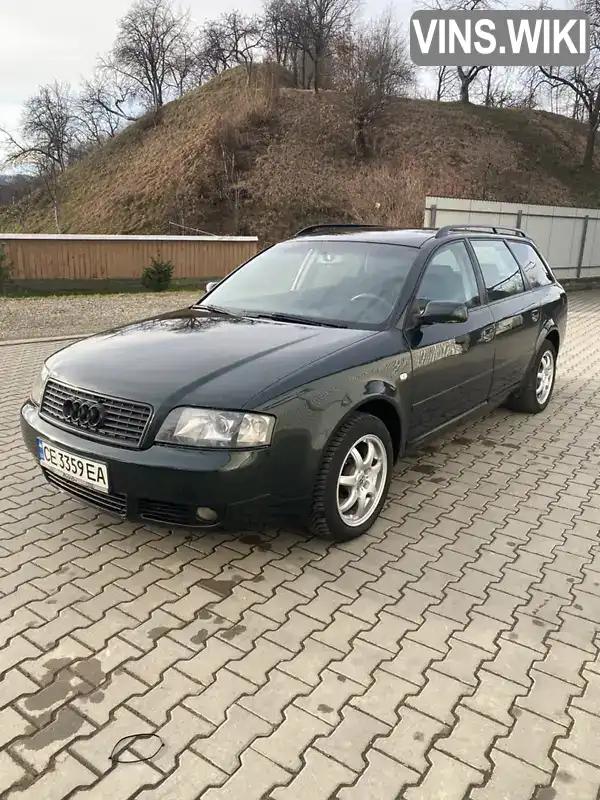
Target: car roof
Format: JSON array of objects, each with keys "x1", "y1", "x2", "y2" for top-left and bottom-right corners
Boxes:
[
  {"x1": 293, "y1": 229, "x2": 436, "y2": 247},
  {"x1": 290, "y1": 225, "x2": 533, "y2": 248}
]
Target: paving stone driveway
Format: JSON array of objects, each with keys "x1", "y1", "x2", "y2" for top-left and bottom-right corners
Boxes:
[{"x1": 1, "y1": 292, "x2": 600, "y2": 799}]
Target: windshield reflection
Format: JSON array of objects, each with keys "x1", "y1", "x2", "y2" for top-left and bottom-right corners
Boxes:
[
  {"x1": 196, "y1": 240, "x2": 418, "y2": 329},
  {"x1": 99, "y1": 307, "x2": 259, "y2": 339}
]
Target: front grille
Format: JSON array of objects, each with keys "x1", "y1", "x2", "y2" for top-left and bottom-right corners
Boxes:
[
  {"x1": 40, "y1": 379, "x2": 152, "y2": 448},
  {"x1": 43, "y1": 468, "x2": 127, "y2": 517},
  {"x1": 44, "y1": 470, "x2": 209, "y2": 528},
  {"x1": 138, "y1": 498, "x2": 192, "y2": 526}
]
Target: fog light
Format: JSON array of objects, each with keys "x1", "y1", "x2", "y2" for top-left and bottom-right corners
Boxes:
[{"x1": 196, "y1": 507, "x2": 218, "y2": 522}]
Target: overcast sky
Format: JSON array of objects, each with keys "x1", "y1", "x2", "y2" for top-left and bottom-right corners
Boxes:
[{"x1": 0, "y1": 0, "x2": 411, "y2": 144}]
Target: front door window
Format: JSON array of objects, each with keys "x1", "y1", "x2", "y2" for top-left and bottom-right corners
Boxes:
[{"x1": 416, "y1": 241, "x2": 481, "y2": 311}]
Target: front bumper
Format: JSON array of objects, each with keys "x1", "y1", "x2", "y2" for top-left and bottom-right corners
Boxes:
[{"x1": 20, "y1": 402, "x2": 311, "y2": 529}]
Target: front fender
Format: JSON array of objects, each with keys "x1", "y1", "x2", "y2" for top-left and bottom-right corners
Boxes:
[
  {"x1": 258, "y1": 352, "x2": 412, "y2": 498},
  {"x1": 321, "y1": 384, "x2": 409, "y2": 457}
]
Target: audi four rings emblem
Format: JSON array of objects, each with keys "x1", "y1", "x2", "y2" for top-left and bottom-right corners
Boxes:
[{"x1": 62, "y1": 397, "x2": 106, "y2": 429}]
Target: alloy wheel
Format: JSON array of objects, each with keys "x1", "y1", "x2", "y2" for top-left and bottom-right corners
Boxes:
[{"x1": 336, "y1": 433, "x2": 388, "y2": 527}]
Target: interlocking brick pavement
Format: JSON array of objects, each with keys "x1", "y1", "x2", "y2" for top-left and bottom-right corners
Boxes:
[{"x1": 1, "y1": 291, "x2": 600, "y2": 798}]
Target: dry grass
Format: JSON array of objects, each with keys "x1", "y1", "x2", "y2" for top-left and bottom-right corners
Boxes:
[{"x1": 2, "y1": 64, "x2": 600, "y2": 242}]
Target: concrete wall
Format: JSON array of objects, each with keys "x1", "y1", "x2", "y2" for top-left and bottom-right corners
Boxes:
[{"x1": 424, "y1": 197, "x2": 600, "y2": 281}]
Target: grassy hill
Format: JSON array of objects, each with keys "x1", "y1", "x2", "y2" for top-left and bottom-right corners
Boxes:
[{"x1": 2, "y1": 65, "x2": 600, "y2": 244}]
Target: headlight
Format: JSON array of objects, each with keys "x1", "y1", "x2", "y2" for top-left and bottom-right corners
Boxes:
[
  {"x1": 155, "y1": 407, "x2": 275, "y2": 448},
  {"x1": 30, "y1": 364, "x2": 50, "y2": 406}
]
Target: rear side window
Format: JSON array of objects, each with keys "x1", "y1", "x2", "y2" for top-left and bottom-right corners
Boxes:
[
  {"x1": 470, "y1": 240, "x2": 525, "y2": 302},
  {"x1": 506, "y1": 241, "x2": 554, "y2": 288}
]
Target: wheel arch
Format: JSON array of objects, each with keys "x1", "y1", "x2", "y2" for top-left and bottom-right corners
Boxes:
[
  {"x1": 536, "y1": 319, "x2": 560, "y2": 355},
  {"x1": 323, "y1": 393, "x2": 405, "y2": 465},
  {"x1": 353, "y1": 397, "x2": 403, "y2": 462},
  {"x1": 545, "y1": 327, "x2": 560, "y2": 354}
]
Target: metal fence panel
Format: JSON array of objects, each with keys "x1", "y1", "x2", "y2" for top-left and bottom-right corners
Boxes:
[{"x1": 424, "y1": 197, "x2": 600, "y2": 280}]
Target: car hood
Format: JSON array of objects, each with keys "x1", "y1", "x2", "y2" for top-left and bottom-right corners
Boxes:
[{"x1": 46, "y1": 307, "x2": 375, "y2": 410}]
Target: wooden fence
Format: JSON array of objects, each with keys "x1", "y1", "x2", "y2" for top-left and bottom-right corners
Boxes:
[{"x1": 0, "y1": 234, "x2": 260, "y2": 282}]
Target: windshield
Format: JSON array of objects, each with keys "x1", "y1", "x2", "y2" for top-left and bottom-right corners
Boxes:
[{"x1": 197, "y1": 240, "x2": 418, "y2": 328}]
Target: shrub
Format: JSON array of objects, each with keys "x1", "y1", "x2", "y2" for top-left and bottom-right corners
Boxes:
[
  {"x1": 0, "y1": 245, "x2": 11, "y2": 294},
  {"x1": 141, "y1": 257, "x2": 174, "y2": 292}
]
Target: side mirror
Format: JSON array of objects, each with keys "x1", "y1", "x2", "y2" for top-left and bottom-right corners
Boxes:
[
  {"x1": 419, "y1": 301, "x2": 468, "y2": 325},
  {"x1": 205, "y1": 280, "x2": 220, "y2": 293}
]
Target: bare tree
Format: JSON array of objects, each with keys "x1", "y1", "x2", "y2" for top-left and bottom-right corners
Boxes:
[
  {"x1": 537, "y1": 0, "x2": 600, "y2": 167},
  {"x1": 509, "y1": 66, "x2": 544, "y2": 109},
  {"x1": 1, "y1": 82, "x2": 78, "y2": 231},
  {"x1": 169, "y1": 26, "x2": 203, "y2": 96},
  {"x1": 333, "y1": 10, "x2": 414, "y2": 158},
  {"x1": 286, "y1": 3, "x2": 315, "y2": 88},
  {"x1": 262, "y1": 0, "x2": 349, "y2": 90},
  {"x1": 295, "y1": 0, "x2": 359, "y2": 92},
  {"x1": 79, "y1": 69, "x2": 139, "y2": 125},
  {"x1": 198, "y1": 19, "x2": 235, "y2": 77},
  {"x1": 456, "y1": 65, "x2": 486, "y2": 103},
  {"x1": 75, "y1": 75, "x2": 128, "y2": 147},
  {"x1": 414, "y1": 66, "x2": 455, "y2": 101},
  {"x1": 482, "y1": 67, "x2": 493, "y2": 106},
  {"x1": 101, "y1": 0, "x2": 193, "y2": 112},
  {"x1": 262, "y1": 0, "x2": 297, "y2": 68},
  {"x1": 433, "y1": 65, "x2": 455, "y2": 100},
  {"x1": 416, "y1": 0, "x2": 497, "y2": 103},
  {"x1": 539, "y1": 64, "x2": 600, "y2": 167},
  {"x1": 225, "y1": 12, "x2": 265, "y2": 77},
  {"x1": 275, "y1": 0, "x2": 320, "y2": 87},
  {"x1": 198, "y1": 12, "x2": 264, "y2": 80},
  {"x1": 469, "y1": 66, "x2": 523, "y2": 107}
]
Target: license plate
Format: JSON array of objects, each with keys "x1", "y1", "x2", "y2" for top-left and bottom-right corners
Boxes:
[{"x1": 37, "y1": 439, "x2": 109, "y2": 494}]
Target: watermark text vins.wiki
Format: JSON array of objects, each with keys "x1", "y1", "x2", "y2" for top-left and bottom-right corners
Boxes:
[{"x1": 409, "y1": 10, "x2": 589, "y2": 67}]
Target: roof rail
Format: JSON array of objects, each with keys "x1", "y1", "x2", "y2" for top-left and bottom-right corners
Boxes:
[
  {"x1": 435, "y1": 224, "x2": 528, "y2": 239},
  {"x1": 294, "y1": 223, "x2": 394, "y2": 237}
]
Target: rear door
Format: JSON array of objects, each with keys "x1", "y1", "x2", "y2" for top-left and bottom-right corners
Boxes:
[
  {"x1": 406, "y1": 239, "x2": 495, "y2": 442},
  {"x1": 505, "y1": 238, "x2": 568, "y2": 337},
  {"x1": 468, "y1": 238, "x2": 542, "y2": 400}
]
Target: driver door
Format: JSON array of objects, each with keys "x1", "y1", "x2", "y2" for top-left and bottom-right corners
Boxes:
[{"x1": 406, "y1": 240, "x2": 496, "y2": 442}]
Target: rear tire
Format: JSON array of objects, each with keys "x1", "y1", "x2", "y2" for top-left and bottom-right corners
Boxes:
[
  {"x1": 309, "y1": 412, "x2": 394, "y2": 542},
  {"x1": 505, "y1": 339, "x2": 557, "y2": 414}
]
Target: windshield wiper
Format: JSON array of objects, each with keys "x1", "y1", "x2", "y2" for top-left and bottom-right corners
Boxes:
[
  {"x1": 248, "y1": 311, "x2": 347, "y2": 328},
  {"x1": 193, "y1": 303, "x2": 239, "y2": 317}
]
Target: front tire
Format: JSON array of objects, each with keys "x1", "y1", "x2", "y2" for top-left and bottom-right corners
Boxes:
[
  {"x1": 309, "y1": 412, "x2": 393, "y2": 541},
  {"x1": 505, "y1": 339, "x2": 557, "y2": 414}
]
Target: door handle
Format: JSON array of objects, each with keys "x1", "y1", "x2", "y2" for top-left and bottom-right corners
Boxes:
[
  {"x1": 531, "y1": 309, "x2": 540, "y2": 322},
  {"x1": 481, "y1": 326, "x2": 495, "y2": 343}
]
